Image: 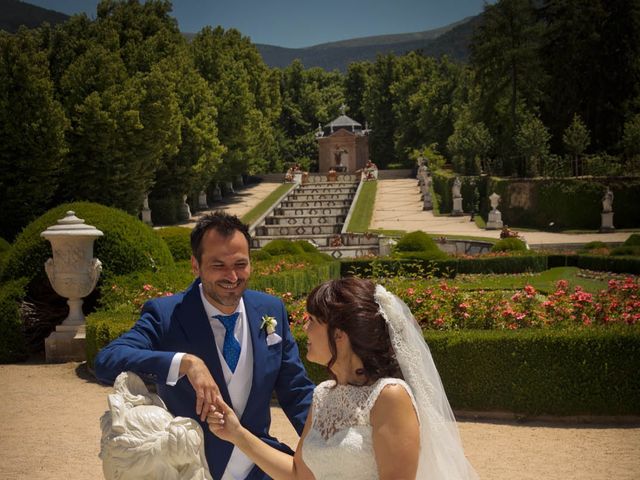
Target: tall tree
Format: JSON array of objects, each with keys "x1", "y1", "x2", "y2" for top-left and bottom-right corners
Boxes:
[
  {"x1": 514, "y1": 112, "x2": 551, "y2": 176},
  {"x1": 470, "y1": 0, "x2": 546, "y2": 173},
  {"x1": 541, "y1": 0, "x2": 640, "y2": 152},
  {"x1": 0, "y1": 29, "x2": 68, "y2": 240},
  {"x1": 364, "y1": 54, "x2": 398, "y2": 167},
  {"x1": 344, "y1": 61, "x2": 371, "y2": 125},
  {"x1": 562, "y1": 113, "x2": 590, "y2": 176}
]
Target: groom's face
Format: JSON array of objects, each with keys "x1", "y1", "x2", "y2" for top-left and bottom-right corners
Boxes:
[{"x1": 192, "y1": 228, "x2": 251, "y2": 314}]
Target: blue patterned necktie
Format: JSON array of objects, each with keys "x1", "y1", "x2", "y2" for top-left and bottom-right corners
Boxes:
[{"x1": 214, "y1": 312, "x2": 241, "y2": 373}]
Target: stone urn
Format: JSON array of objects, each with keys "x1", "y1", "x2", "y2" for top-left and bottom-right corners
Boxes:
[{"x1": 41, "y1": 211, "x2": 103, "y2": 362}]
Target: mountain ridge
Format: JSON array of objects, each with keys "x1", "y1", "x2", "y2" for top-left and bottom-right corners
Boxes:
[{"x1": 2, "y1": 1, "x2": 479, "y2": 70}]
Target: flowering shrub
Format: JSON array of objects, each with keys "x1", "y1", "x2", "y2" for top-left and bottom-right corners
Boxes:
[
  {"x1": 108, "y1": 282, "x2": 174, "y2": 312},
  {"x1": 255, "y1": 259, "x2": 307, "y2": 276},
  {"x1": 282, "y1": 276, "x2": 640, "y2": 331},
  {"x1": 391, "y1": 277, "x2": 640, "y2": 330}
]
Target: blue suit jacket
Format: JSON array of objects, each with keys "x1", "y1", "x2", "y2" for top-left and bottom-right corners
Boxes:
[{"x1": 94, "y1": 280, "x2": 315, "y2": 480}]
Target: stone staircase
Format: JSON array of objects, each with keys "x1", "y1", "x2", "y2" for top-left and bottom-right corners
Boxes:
[{"x1": 250, "y1": 174, "x2": 380, "y2": 258}]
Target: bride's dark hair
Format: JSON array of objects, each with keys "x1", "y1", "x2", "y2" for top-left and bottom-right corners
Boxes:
[{"x1": 306, "y1": 277, "x2": 403, "y2": 384}]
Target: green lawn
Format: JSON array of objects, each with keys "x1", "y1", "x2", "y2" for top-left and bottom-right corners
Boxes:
[
  {"x1": 346, "y1": 180, "x2": 377, "y2": 232},
  {"x1": 450, "y1": 267, "x2": 612, "y2": 294}
]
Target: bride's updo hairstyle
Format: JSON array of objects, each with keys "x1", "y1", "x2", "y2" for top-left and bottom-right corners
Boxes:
[{"x1": 306, "y1": 277, "x2": 403, "y2": 384}]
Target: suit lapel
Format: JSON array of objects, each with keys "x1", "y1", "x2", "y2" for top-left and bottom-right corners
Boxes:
[{"x1": 176, "y1": 280, "x2": 232, "y2": 406}]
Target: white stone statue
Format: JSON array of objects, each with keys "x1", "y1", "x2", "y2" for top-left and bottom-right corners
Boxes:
[
  {"x1": 100, "y1": 372, "x2": 212, "y2": 480},
  {"x1": 602, "y1": 187, "x2": 614, "y2": 213},
  {"x1": 452, "y1": 177, "x2": 462, "y2": 199},
  {"x1": 489, "y1": 192, "x2": 501, "y2": 212}
]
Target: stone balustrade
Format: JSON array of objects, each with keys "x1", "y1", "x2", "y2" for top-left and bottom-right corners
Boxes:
[{"x1": 266, "y1": 214, "x2": 347, "y2": 226}]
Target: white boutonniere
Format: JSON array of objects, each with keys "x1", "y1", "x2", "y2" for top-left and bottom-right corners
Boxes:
[{"x1": 261, "y1": 315, "x2": 282, "y2": 346}]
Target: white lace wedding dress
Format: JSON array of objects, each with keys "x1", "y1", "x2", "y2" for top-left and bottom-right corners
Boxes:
[{"x1": 301, "y1": 377, "x2": 416, "y2": 479}]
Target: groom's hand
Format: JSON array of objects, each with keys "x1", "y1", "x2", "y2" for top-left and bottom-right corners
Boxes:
[{"x1": 180, "y1": 353, "x2": 221, "y2": 421}]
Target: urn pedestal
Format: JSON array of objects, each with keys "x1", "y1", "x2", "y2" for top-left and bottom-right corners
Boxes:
[
  {"x1": 486, "y1": 210, "x2": 504, "y2": 230},
  {"x1": 41, "y1": 211, "x2": 103, "y2": 362},
  {"x1": 600, "y1": 212, "x2": 615, "y2": 232},
  {"x1": 451, "y1": 197, "x2": 464, "y2": 216}
]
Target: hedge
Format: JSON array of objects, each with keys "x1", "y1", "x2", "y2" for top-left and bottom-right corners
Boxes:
[
  {"x1": 430, "y1": 172, "x2": 640, "y2": 230},
  {"x1": 1, "y1": 202, "x2": 174, "y2": 284},
  {"x1": 341, "y1": 255, "x2": 549, "y2": 278},
  {"x1": 293, "y1": 327, "x2": 640, "y2": 416},
  {"x1": 249, "y1": 260, "x2": 341, "y2": 297},
  {"x1": 0, "y1": 278, "x2": 29, "y2": 363},
  {"x1": 156, "y1": 227, "x2": 192, "y2": 262},
  {"x1": 85, "y1": 309, "x2": 138, "y2": 369},
  {"x1": 576, "y1": 255, "x2": 640, "y2": 275},
  {"x1": 425, "y1": 328, "x2": 640, "y2": 416}
]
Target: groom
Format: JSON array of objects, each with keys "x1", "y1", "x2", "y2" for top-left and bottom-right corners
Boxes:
[{"x1": 95, "y1": 211, "x2": 315, "y2": 480}]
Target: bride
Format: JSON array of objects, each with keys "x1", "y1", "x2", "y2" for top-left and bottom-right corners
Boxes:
[{"x1": 207, "y1": 278, "x2": 478, "y2": 479}]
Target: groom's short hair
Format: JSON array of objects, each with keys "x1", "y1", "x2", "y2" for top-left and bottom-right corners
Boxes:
[{"x1": 190, "y1": 211, "x2": 251, "y2": 262}]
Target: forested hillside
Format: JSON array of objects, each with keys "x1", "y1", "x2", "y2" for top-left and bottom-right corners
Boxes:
[{"x1": 1, "y1": 0, "x2": 639, "y2": 241}]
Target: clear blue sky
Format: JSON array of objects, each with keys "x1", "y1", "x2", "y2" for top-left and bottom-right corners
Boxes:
[{"x1": 27, "y1": 0, "x2": 489, "y2": 48}]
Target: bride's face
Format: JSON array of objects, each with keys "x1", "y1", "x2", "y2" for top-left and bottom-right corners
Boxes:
[{"x1": 303, "y1": 314, "x2": 331, "y2": 365}]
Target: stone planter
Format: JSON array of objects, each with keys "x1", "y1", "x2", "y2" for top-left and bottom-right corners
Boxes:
[{"x1": 41, "y1": 211, "x2": 103, "y2": 362}]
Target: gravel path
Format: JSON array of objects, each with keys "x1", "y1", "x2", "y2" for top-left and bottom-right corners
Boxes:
[{"x1": 1, "y1": 359, "x2": 638, "y2": 480}]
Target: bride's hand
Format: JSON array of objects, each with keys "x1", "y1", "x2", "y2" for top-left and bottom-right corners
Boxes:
[{"x1": 206, "y1": 397, "x2": 243, "y2": 443}]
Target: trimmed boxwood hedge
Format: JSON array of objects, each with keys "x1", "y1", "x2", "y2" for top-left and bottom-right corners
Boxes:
[
  {"x1": 294, "y1": 327, "x2": 640, "y2": 416},
  {"x1": 1, "y1": 202, "x2": 174, "y2": 284},
  {"x1": 86, "y1": 301, "x2": 640, "y2": 416},
  {"x1": 85, "y1": 309, "x2": 138, "y2": 369},
  {"x1": 156, "y1": 227, "x2": 192, "y2": 262},
  {"x1": 576, "y1": 255, "x2": 640, "y2": 274},
  {"x1": 491, "y1": 237, "x2": 528, "y2": 252},
  {"x1": 341, "y1": 255, "x2": 549, "y2": 278},
  {"x1": 425, "y1": 328, "x2": 640, "y2": 416},
  {"x1": 249, "y1": 260, "x2": 341, "y2": 298},
  {"x1": 0, "y1": 278, "x2": 29, "y2": 363}
]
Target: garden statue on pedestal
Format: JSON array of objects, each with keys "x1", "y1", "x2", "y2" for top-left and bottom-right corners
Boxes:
[
  {"x1": 179, "y1": 194, "x2": 192, "y2": 221},
  {"x1": 422, "y1": 175, "x2": 433, "y2": 211},
  {"x1": 600, "y1": 187, "x2": 615, "y2": 232},
  {"x1": 486, "y1": 192, "x2": 504, "y2": 230},
  {"x1": 100, "y1": 371, "x2": 212, "y2": 480},
  {"x1": 141, "y1": 194, "x2": 152, "y2": 226},
  {"x1": 451, "y1": 177, "x2": 464, "y2": 216}
]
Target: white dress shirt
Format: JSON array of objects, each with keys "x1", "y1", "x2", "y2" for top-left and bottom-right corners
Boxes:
[{"x1": 167, "y1": 284, "x2": 255, "y2": 479}]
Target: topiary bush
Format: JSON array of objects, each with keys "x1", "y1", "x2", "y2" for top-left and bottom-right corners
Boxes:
[
  {"x1": 0, "y1": 236, "x2": 11, "y2": 275},
  {"x1": 156, "y1": 227, "x2": 192, "y2": 262},
  {"x1": 395, "y1": 231, "x2": 437, "y2": 252},
  {"x1": 491, "y1": 237, "x2": 528, "y2": 252},
  {"x1": 0, "y1": 278, "x2": 29, "y2": 363},
  {"x1": 393, "y1": 231, "x2": 448, "y2": 260},
  {"x1": 294, "y1": 240, "x2": 320, "y2": 253},
  {"x1": 261, "y1": 239, "x2": 305, "y2": 256},
  {"x1": 581, "y1": 241, "x2": 608, "y2": 251},
  {"x1": 250, "y1": 249, "x2": 272, "y2": 262},
  {"x1": 1, "y1": 202, "x2": 174, "y2": 284},
  {"x1": 0, "y1": 237, "x2": 10, "y2": 255},
  {"x1": 609, "y1": 246, "x2": 640, "y2": 257},
  {"x1": 624, "y1": 234, "x2": 640, "y2": 246}
]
